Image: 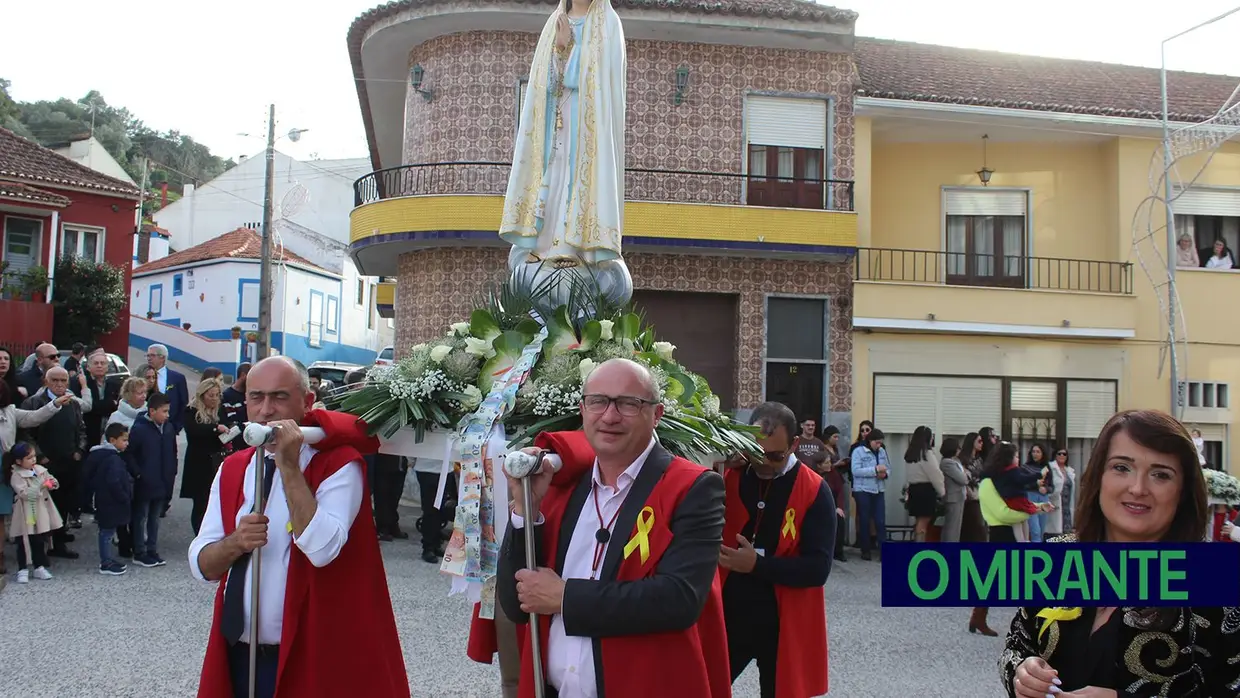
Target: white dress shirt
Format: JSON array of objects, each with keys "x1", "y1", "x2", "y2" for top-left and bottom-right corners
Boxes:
[
  {"x1": 512, "y1": 437, "x2": 656, "y2": 698},
  {"x1": 156, "y1": 366, "x2": 168, "y2": 393},
  {"x1": 187, "y1": 444, "x2": 365, "y2": 645}
]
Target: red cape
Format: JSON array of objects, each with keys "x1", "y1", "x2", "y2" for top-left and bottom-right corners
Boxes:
[
  {"x1": 196, "y1": 412, "x2": 408, "y2": 698},
  {"x1": 721, "y1": 464, "x2": 829, "y2": 698}
]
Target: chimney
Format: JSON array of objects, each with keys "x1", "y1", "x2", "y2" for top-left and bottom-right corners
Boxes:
[{"x1": 149, "y1": 230, "x2": 170, "y2": 263}]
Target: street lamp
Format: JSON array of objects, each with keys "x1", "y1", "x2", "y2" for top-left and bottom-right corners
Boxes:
[{"x1": 1159, "y1": 5, "x2": 1240, "y2": 419}]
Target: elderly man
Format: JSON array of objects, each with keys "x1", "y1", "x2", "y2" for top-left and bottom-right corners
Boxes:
[
  {"x1": 77, "y1": 351, "x2": 121, "y2": 447},
  {"x1": 18, "y1": 343, "x2": 60, "y2": 399},
  {"x1": 20, "y1": 366, "x2": 88, "y2": 559},
  {"x1": 492, "y1": 358, "x2": 730, "y2": 698},
  {"x1": 145, "y1": 344, "x2": 188, "y2": 433},
  {"x1": 189, "y1": 356, "x2": 408, "y2": 698}
]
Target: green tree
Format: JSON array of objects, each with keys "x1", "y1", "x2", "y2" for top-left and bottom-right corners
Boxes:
[
  {"x1": 0, "y1": 77, "x2": 31, "y2": 136},
  {"x1": 52, "y1": 257, "x2": 128, "y2": 347}
]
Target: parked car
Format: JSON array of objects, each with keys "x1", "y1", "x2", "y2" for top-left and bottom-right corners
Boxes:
[
  {"x1": 59, "y1": 350, "x2": 130, "y2": 379},
  {"x1": 374, "y1": 346, "x2": 394, "y2": 367},
  {"x1": 307, "y1": 361, "x2": 366, "y2": 392}
]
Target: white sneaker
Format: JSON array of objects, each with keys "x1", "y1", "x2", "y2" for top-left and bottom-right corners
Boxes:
[
  {"x1": 33, "y1": 567, "x2": 53, "y2": 580},
  {"x1": 16, "y1": 570, "x2": 29, "y2": 584}
]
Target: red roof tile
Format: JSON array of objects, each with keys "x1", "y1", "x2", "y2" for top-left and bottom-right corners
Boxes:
[
  {"x1": 0, "y1": 127, "x2": 142, "y2": 198},
  {"x1": 0, "y1": 182, "x2": 71, "y2": 207},
  {"x1": 855, "y1": 37, "x2": 1240, "y2": 123},
  {"x1": 133, "y1": 228, "x2": 328, "y2": 275}
]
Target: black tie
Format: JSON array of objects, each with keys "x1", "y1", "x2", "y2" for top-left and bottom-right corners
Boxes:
[{"x1": 221, "y1": 456, "x2": 277, "y2": 645}]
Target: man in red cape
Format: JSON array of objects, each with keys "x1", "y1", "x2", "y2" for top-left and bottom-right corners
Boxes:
[
  {"x1": 189, "y1": 357, "x2": 408, "y2": 698},
  {"x1": 473, "y1": 358, "x2": 731, "y2": 698},
  {"x1": 718, "y1": 402, "x2": 833, "y2": 698}
]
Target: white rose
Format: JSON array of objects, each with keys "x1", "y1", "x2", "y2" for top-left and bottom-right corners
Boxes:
[
  {"x1": 429, "y1": 345, "x2": 452, "y2": 363},
  {"x1": 653, "y1": 341, "x2": 676, "y2": 361},
  {"x1": 450, "y1": 322, "x2": 471, "y2": 337},
  {"x1": 462, "y1": 384, "x2": 483, "y2": 408},
  {"x1": 464, "y1": 336, "x2": 496, "y2": 359},
  {"x1": 598, "y1": 319, "x2": 614, "y2": 341},
  {"x1": 411, "y1": 343, "x2": 428, "y2": 352},
  {"x1": 579, "y1": 358, "x2": 597, "y2": 382}
]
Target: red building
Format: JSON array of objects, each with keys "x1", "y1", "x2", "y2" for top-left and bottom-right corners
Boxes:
[{"x1": 0, "y1": 127, "x2": 142, "y2": 357}]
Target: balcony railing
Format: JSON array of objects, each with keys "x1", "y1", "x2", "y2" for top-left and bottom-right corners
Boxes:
[
  {"x1": 353, "y1": 161, "x2": 855, "y2": 212},
  {"x1": 856, "y1": 247, "x2": 1133, "y2": 295}
]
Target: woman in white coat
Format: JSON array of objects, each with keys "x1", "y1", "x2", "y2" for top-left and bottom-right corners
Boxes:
[{"x1": 1042, "y1": 446, "x2": 1069, "y2": 537}]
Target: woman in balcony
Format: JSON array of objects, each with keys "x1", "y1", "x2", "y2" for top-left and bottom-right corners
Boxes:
[
  {"x1": 1176, "y1": 234, "x2": 1200, "y2": 268},
  {"x1": 1204, "y1": 239, "x2": 1236, "y2": 270}
]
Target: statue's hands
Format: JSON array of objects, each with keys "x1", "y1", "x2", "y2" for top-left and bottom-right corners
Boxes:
[{"x1": 555, "y1": 13, "x2": 572, "y2": 51}]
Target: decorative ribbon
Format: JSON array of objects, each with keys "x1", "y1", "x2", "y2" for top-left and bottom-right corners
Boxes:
[
  {"x1": 782, "y1": 509, "x2": 797, "y2": 539},
  {"x1": 623, "y1": 506, "x2": 655, "y2": 564},
  {"x1": 441, "y1": 326, "x2": 549, "y2": 601},
  {"x1": 1035, "y1": 607, "x2": 1083, "y2": 641}
]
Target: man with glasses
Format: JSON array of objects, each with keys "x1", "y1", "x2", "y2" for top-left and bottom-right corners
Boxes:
[
  {"x1": 19, "y1": 366, "x2": 87, "y2": 559},
  {"x1": 18, "y1": 343, "x2": 61, "y2": 399},
  {"x1": 145, "y1": 344, "x2": 188, "y2": 435},
  {"x1": 719, "y1": 401, "x2": 833, "y2": 698},
  {"x1": 486, "y1": 358, "x2": 730, "y2": 698}
]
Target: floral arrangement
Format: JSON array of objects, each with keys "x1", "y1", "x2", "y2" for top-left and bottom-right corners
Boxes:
[
  {"x1": 1205, "y1": 468, "x2": 1240, "y2": 506},
  {"x1": 330, "y1": 267, "x2": 761, "y2": 461}
]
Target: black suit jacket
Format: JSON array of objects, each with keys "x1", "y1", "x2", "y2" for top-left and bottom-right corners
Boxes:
[
  {"x1": 17, "y1": 366, "x2": 43, "y2": 399},
  {"x1": 497, "y1": 444, "x2": 725, "y2": 695},
  {"x1": 161, "y1": 368, "x2": 189, "y2": 434}
]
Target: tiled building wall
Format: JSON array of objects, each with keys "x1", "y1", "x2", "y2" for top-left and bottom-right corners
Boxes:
[
  {"x1": 403, "y1": 32, "x2": 857, "y2": 200},
  {"x1": 395, "y1": 247, "x2": 853, "y2": 411}
]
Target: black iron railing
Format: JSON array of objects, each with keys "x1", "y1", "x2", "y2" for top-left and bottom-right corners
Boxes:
[
  {"x1": 353, "y1": 161, "x2": 855, "y2": 212},
  {"x1": 855, "y1": 247, "x2": 1133, "y2": 295}
]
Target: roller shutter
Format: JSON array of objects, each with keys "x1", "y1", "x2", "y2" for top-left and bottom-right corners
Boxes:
[
  {"x1": 945, "y1": 190, "x2": 1027, "y2": 216},
  {"x1": 746, "y1": 96, "x2": 828, "y2": 150},
  {"x1": 1066, "y1": 381, "x2": 1117, "y2": 439},
  {"x1": 874, "y1": 375, "x2": 1002, "y2": 436}
]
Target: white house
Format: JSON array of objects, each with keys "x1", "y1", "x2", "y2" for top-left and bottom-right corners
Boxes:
[
  {"x1": 153, "y1": 151, "x2": 369, "y2": 249},
  {"x1": 50, "y1": 136, "x2": 137, "y2": 186},
  {"x1": 130, "y1": 227, "x2": 387, "y2": 370}
]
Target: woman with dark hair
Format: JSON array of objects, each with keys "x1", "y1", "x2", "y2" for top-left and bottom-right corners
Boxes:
[
  {"x1": 1024, "y1": 443, "x2": 1052, "y2": 542},
  {"x1": 1003, "y1": 410, "x2": 1236, "y2": 697},
  {"x1": 850, "y1": 427, "x2": 890, "y2": 560},
  {"x1": 846, "y1": 420, "x2": 875, "y2": 547},
  {"x1": 938, "y1": 437, "x2": 967, "y2": 542},
  {"x1": 904, "y1": 425, "x2": 944, "y2": 542},
  {"x1": 980, "y1": 442, "x2": 1048, "y2": 543},
  {"x1": 979, "y1": 426, "x2": 998, "y2": 461},
  {"x1": 821, "y1": 424, "x2": 848, "y2": 562},
  {"x1": 960, "y1": 430, "x2": 997, "y2": 635}
]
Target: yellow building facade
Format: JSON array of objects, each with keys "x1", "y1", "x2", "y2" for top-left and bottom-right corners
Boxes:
[{"x1": 850, "y1": 38, "x2": 1240, "y2": 499}]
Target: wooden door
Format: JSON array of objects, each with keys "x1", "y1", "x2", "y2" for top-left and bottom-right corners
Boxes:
[{"x1": 630, "y1": 290, "x2": 738, "y2": 411}]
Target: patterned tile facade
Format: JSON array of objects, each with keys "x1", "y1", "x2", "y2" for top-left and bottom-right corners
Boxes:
[
  {"x1": 392, "y1": 28, "x2": 857, "y2": 413},
  {"x1": 396, "y1": 247, "x2": 853, "y2": 411}
]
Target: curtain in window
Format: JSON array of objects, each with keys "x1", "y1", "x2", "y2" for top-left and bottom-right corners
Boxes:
[
  {"x1": 62, "y1": 229, "x2": 79, "y2": 258},
  {"x1": 82, "y1": 232, "x2": 98, "y2": 261},
  {"x1": 749, "y1": 146, "x2": 767, "y2": 177},
  {"x1": 777, "y1": 147, "x2": 794, "y2": 181},
  {"x1": 973, "y1": 217, "x2": 995, "y2": 277},
  {"x1": 1002, "y1": 216, "x2": 1024, "y2": 277},
  {"x1": 946, "y1": 216, "x2": 967, "y2": 276}
]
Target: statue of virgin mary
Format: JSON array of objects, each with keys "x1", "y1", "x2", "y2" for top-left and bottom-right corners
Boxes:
[{"x1": 500, "y1": 0, "x2": 632, "y2": 306}]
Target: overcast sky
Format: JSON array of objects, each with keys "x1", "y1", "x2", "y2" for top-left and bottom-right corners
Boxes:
[{"x1": 3, "y1": 0, "x2": 1238, "y2": 162}]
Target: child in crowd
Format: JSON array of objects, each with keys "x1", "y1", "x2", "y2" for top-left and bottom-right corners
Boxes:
[
  {"x1": 5, "y1": 442, "x2": 61, "y2": 583},
  {"x1": 83, "y1": 423, "x2": 133, "y2": 575},
  {"x1": 982, "y1": 441, "x2": 1053, "y2": 542}
]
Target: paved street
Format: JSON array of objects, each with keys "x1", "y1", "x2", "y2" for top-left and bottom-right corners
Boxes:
[{"x1": 1, "y1": 496, "x2": 1009, "y2": 697}]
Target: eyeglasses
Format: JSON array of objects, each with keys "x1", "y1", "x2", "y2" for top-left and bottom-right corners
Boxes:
[
  {"x1": 40, "y1": 354, "x2": 57, "y2": 360},
  {"x1": 1056, "y1": 451, "x2": 1068, "y2": 457},
  {"x1": 581, "y1": 394, "x2": 657, "y2": 417}
]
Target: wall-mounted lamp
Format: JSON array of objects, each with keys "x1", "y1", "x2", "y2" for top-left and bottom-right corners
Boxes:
[
  {"x1": 976, "y1": 134, "x2": 994, "y2": 186},
  {"x1": 410, "y1": 64, "x2": 435, "y2": 102},
  {"x1": 673, "y1": 66, "x2": 690, "y2": 106}
]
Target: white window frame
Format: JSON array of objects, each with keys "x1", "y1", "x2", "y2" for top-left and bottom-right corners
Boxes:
[
  {"x1": 356, "y1": 278, "x2": 365, "y2": 307},
  {"x1": 60, "y1": 223, "x2": 106, "y2": 262}
]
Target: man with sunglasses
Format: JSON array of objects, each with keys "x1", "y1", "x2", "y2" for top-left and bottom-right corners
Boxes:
[
  {"x1": 489, "y1": 358, "x2": 730, "y2": 698},
  {"x1": 719, "y1": 401, "x2": 834, "y2": 698},
  {"x1": 18, "y1": 343, "x2": 61, "y2": 399}
]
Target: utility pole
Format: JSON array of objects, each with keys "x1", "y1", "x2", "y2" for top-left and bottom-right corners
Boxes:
[
  {"x1": 133, "y1": 158, "x2": 149, "y2": 269},
  {"x1": 257, "y1": 105, "x2": 276, "y2": 360}
]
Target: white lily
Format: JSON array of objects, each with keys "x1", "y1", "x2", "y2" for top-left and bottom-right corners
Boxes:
[
  {"x1": 462, "y1": 384, "x2": 483, "y2": 409},
  {"x1": 464, "y1": 336, "x2": 496, "y2": 359},
  {"x1": 450, "y1": 322, "x2": 471, "y2": 337},
  {"x1": 653, "y1": 341, "x2": 676, "y2": 361},
  {"x1": 411, "y1": 343, "x2": 428, "y2": 353},
  {"x1": 579, "y1": 358, "x2": 597, "y2": 382},
  {"x1": 598, "y1": 319, "x2": 614, "y2": 341},
  {"x1": 429, "y1": 345, "x2": 452, "y2": 363}
]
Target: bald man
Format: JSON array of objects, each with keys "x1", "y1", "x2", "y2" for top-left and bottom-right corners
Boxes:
[
  {"x1": 488, "y1": 358, "x2": 730, "y2": 698},
  {"x1": 18, "y1": 342, "x2": 60, "y2": 399},
  {"x1": 190, "y1": 356, "x2": 408, "y2": 698},
  {"x1": 20, "y1": 366, "x2": 87, "y2": 558}
]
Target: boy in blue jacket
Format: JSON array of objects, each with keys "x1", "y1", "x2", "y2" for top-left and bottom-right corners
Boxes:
[
  {"x1": 83, "y1": 423, "x2": 134, "y2": 575},
  {"x1": 125, "y1": 391, "x2": 177, "y2": 568}
]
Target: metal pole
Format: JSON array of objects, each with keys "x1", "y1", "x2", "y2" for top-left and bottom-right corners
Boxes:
[
  {"x1": 521, "y1": 471, "x2": 546, "y2": 698},
  {"x1": 1160, "y1": 45, "x2": 1181, "y2": 419},
  {"x1": 248, "y1": 450, "x2": 267, "y2": 698},
  {"x1": 257, "y1": 104, "x2": 276, "y2": 360}
]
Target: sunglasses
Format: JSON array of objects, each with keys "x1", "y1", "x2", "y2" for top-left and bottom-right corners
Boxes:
[{"x1": 1056, "y1": 451, "x2": 1068, "y2": 457}]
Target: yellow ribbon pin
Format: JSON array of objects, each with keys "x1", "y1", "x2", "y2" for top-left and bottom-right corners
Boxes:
[
  {"x1": 1035, "y1": 607, "x2": 1083, "y2": 641},
  {"x1": 623, "y1": 506, "x2": 655, "y2": 564},
  {"x1": 782, "y1": 509, "x2": 797, "y2": 539}
]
